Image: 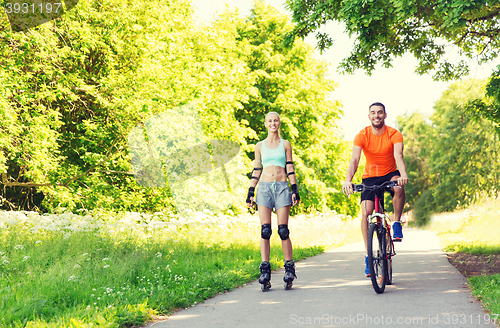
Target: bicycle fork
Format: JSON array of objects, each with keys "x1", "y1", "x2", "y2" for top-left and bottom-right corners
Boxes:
[{"x1": 369, "y1": 213, "x2": 395, "y2": 259}]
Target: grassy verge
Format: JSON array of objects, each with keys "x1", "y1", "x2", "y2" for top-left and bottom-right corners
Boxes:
[
  {"x1": 429, "y1": 199, "x2": 500, "y2": 254},
  {"x1": 469, "y1": 275, "x2": 500, "y2": 318},
  {"x1": 0, "y1": 210, "x2": 360, "y2": 327},
  {"x1": 429, "y1": 198, "x2": 500, "y2": 322}
]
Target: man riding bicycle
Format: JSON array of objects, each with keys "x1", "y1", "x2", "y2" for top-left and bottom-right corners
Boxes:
[{"x1": 342, "y1": 102, "x2": 408, "y2": 277}]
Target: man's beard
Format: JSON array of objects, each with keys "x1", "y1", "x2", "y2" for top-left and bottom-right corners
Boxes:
[{"x1": 371, "y1": 120, "x2": 384, "y2": 129}]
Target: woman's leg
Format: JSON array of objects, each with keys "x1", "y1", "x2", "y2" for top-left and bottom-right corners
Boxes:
[
  {"x1": 276, "y1": 205, "x2": 292, "y2": 261},
  {"x1": 258, "y1": 205, "x2": 273, "y2": 261}
]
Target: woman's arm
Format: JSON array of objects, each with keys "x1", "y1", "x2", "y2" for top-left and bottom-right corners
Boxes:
[
  {"x1": 246, "y1": 142, "x2": 262, "y2": 207},
  {"x1": 250, "y1": 142, "x2": 263, "y2": 188},
  {"x1": 284, "y1": 140, "x2": 299, "y2": 205}
]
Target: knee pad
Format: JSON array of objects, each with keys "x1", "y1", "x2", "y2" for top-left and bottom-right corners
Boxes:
[
  {"x1": 278, "y1": 224, "x2": 290, "y2": 240},
  {"x1": 261, "y1": 224, "x2": 272, "y2": 240}
]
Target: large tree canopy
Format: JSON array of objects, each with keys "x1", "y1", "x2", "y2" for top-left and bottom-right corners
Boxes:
[
  {"x1": 285, "y1": 0, "x2": 500, "y2": 81},
  {"x1": 0, "y1": 0, "x2": 358, "y2": 215},
  {"x1": 396, "y1": 79, "x2": 500, "y2": 225}
]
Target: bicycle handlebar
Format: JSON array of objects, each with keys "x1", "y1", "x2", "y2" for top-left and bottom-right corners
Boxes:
[{"x1": 352, "y1": 180, "x2": 398, "y2": 193}]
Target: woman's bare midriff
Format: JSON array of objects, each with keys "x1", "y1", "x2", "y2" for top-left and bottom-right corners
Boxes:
[{"x1": 260, "y1": 166, "x2": 287, "y2": 182}]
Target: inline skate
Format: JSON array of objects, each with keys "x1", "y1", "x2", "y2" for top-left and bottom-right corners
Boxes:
[
  {"x1": 283, "y1": 260, "x2": 297, "y2": 290},
  {"x1": 259, "y1": 261, "x2": 272, "y2": 292}
]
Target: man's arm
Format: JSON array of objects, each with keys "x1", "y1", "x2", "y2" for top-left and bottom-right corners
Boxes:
[
  {"x1": 393, "y1": 142, "x2": 408, "y2": 186},
  {"x1": 342, "y1": 146, "x2": 362, "y2": 195}
]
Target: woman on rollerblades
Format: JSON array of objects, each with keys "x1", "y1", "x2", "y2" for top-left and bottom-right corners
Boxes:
[{"x1": 246, "y1": 112, "x2": 300, "y2": 291}]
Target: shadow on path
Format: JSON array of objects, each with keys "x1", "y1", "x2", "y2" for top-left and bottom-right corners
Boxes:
[{"x1": 145, "y1": 229, "x2": 497, "y2": 328}]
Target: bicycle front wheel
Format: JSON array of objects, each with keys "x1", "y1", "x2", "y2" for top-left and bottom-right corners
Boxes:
[{"x1": 367, "y1": 223, "x2": 388, "y2": 294}]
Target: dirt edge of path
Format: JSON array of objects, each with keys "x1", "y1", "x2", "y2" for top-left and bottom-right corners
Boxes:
[{"x1": 447, "y1": 252, "x2": 500, "y2": 277}]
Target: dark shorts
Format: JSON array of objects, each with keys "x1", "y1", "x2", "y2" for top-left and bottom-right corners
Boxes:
[{"x1": 361, "y1": 170, "x2": 400, "y2": 206}]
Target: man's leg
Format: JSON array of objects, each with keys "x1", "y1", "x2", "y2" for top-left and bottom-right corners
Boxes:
[
  {"x1": 361, "y1": 200, "x2": 375, "y2": 252},
  {"x1": 361, "y1": 200, "x2": 374, "y2": 277},
  {"x1": 390, "y1": 176, "x2": 405, "y2": 240},
  {"x1": 390, "y1": 176, "x2": 405, "y2": 222}
]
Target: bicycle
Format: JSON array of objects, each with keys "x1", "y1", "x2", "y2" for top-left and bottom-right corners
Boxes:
[{"x1": 353, "y1": 180, "x2": 398, "y2": 294}]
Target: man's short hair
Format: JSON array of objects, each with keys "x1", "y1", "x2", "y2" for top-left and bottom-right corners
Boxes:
[{"x1": 369, "y1": 102, "x2": 386, "y2": 113}]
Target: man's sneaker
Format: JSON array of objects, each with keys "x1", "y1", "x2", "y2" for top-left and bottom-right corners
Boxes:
[
  {"x1": 393, "y1": 221, "x2": 403, "y2": 241},
  {"x1": 365, "y1": 255, "x2": 370, "y2": 277}
]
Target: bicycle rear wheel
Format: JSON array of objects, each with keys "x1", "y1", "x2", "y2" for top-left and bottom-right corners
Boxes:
[
  {"x1": 367, "y1": 223, "x2": 388, "y2": 293},
  {"x1": 386, "y1": 229, "x2": 393, "y2": 285}
]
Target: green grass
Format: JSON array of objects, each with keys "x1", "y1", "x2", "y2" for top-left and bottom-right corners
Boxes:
[
  {"x1": 430, "y1": 197, "x2": 500, "y2": 322},
  {"x1": 469, "y1": 275, "x2": 500, "y2": 318},
  {"x1": 0, "y1": 210, "x2": 360, "y2": 327},
  {"x1": 429, "y1": 198, "x2": 500, "y2": 254}
]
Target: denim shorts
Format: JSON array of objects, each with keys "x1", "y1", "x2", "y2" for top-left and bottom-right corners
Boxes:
[{"x1": 256, "y1": 181, "x2": 292, "y2": 210}]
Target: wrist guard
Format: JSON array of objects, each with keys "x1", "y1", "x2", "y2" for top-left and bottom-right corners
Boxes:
[
  {"x1": 246, "y1": 187, "x2": 255, "y2": 203},
  {"x1": 291, "y1": 184, "x2": 300, "y2": 201}
]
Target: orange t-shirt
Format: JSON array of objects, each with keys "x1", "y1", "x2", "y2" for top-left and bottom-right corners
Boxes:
[{"x1": 354, "y1": 126, "x2": 403, "y2": 179}]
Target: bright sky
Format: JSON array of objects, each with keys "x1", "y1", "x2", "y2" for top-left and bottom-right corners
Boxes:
[{"x1": 191, "y1": 0, "x2": 497, "y2": 141}]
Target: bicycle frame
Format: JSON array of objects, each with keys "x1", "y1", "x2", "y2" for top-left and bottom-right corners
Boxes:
[
  {"x1": 370, "y1": 193, "x2": 396, "y2": 260},
  {"x1": 371, "y1": 194, "x2": 391, "y2": 233}
]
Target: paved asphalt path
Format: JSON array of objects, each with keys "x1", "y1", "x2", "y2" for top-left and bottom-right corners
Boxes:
[{"x1": 145, "y1": 228, "x2": 498, "y2": 328}]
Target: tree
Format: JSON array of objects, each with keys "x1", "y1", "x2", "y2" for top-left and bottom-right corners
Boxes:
[
  {"x1": 285, "y1": 0, "x2": 500, "y2": 81},
  {"x1": 466, "y1": 64, "x2": 500, "y2": 134},
  {"x1": 0, "y1": 0, "x2": 255, "y2": 212},
  {"x1": 397, "y1": 79, "x2": 500, "y2": 225},
  {"x1": 230, "y1": 1, "x2": 359, "y2": 215},
  {"x1": 430, "y1": 80, "x2": 500, "y2": 211},
  {"x1": 1, "y1": 0, "x2": 358, "y2": 215},
  {"x1": 395, "y1": 111, "x2": 433, "y2": 211}
]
